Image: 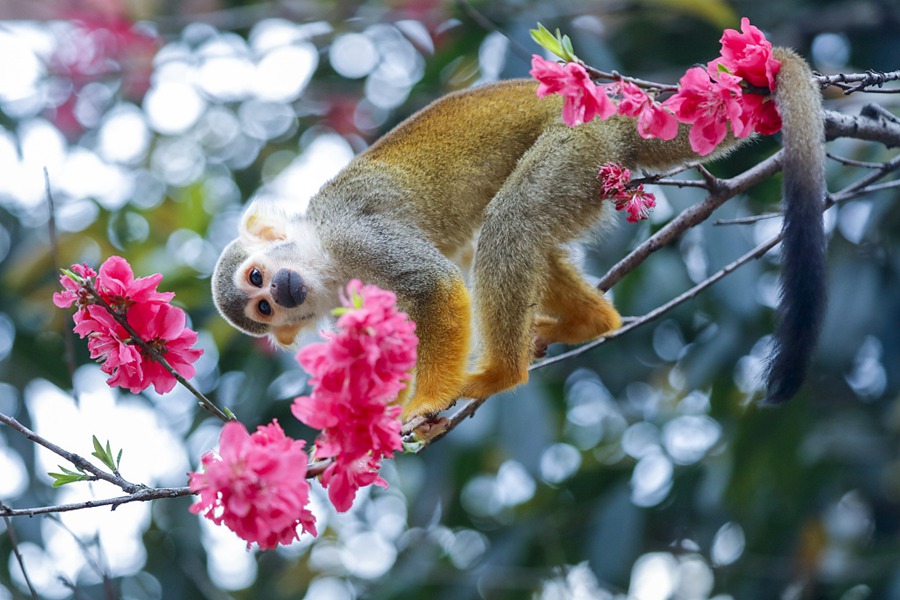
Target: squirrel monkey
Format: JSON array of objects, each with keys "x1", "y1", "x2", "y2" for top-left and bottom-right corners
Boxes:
[{"x1": 212, "y1": 48, "x2": 825, "y2": 418}]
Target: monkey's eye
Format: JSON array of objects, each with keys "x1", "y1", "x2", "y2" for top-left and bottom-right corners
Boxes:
[
  {"x1": 257, "y1": 300, "x2": 272, "y2": 317},
  {"x1": 249, "y1": 268, "x2": 263, "y2": 288}
]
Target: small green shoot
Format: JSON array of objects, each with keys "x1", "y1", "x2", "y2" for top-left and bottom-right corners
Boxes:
[
  {"x1": 48, "y1": 465, "x2": 89, "y2": 488},
  {"x1": 530, "y1": 23, "x2": 580, "y2": 63},
  {"x1": 91, "y1": 435, "x2": 122, "y2": 473}
]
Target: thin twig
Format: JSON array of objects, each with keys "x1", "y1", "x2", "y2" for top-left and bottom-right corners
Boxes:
[
  {"x1": 596, "y1": 151, "x2": 783, "y2": 292},
  {"x1": 714, "y1": 212, "x2": 782, "y2": 226},
  {"x1": 404, "y1": 234, "x2": 784, "y2": 448},
  {"x1": 0, "y1": 411, "x2": 143, "y2": 493},
  {"x1": 455, "y1": 0, "x2": 534, "y2": 64},
  {"x1": 81, "y1": 282, "x2": 233, "y2": 423},
  {"x1": 830, "y1": 179, "x2": 900, "y2": 203},
  {"x1": 3, "y1": 515, "x2": 39, "y2": 599},
  {"x1": 816, "y1": 70, "x2": 900, "y2": 94},
  {"x1": 638, "y1": 178, "x2": 710, "y2": 189},
  {"x1": 535, "y1": 234, "x2": 782, "y2": 369},
  {"x1": 831, "y1": 152, "x2": 900, "y2": 197},
  {"x1": 46, "y1": 515, "x2": 116, "y2": 600},
  {"x1": 0, "y1": 487, "x2": 192, "y2": 517},
  {"x1": 826, "y1": 152, "x2": 889, "y2": 169},
  {"x1": 45, "y1": 169, "x2": 80, "y2": 389}
]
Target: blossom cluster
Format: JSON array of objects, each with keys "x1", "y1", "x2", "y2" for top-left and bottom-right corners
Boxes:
[
  {"x1": 597, "y1": 162, "x2": 657, "y2": 223},
  {"x1": 54, "y1": 256, "x2": 202, "y2": 394},
  {"x1": 188, "y1": 280, "x2": 416, "y2": 547},
  {"x1": 530, "y1": 17, "x2": 782, "y2": 161},
  {"x1": 292, "y1": 280, "x2": 417, "y2": 511},
  {"x1": 188, "y1": 420, "x2": 317, "y2": 550}
]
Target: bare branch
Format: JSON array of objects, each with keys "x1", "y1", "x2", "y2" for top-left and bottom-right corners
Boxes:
[
  {"x1": 817, "y1": 70, "x2": 900, "y2": 94},
  {"x1": 2, "y1": 516, "x2": 39, "y2": 599},
  {"x1": 80, "y1": 282, "x2": 233, "y2": 423},
  {"x1": 827, "y1": 152, "x2": 892, "y2": 169},
  {"x1": 0, "y1": 487, "x2": 192, "y2": 518},
  {"x1": 825, "y1": 109, "x2": 900, "y2": 147},
  {"x1": 0, "y1": 412, "x2": 144, "y2": 494},
  {"x1": 45, "y1": 169, "x2": 80, "y2": 390},
  {"x1": 536, "y1": 234, "x2": 782, "y2": 369},
  {"x1": 831, "y1": 179, "x2": 900, "y2": 203},
  {"x1": 404, "y1": 233, "x2": 785, "y2": 448},
  {"x1": 597, "y1": 152, "x2": 783, "y2": 292},
  {"x1": 831, "y1": 152, "x2": 900, "y2": 198},
  {"x1": 46, "y1": 515, "x2": 116, "y2": 600}
]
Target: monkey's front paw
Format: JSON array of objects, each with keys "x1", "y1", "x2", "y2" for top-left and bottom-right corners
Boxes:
[{"x1": 461, "y1": 367, "x2": 528, "y2": 400}]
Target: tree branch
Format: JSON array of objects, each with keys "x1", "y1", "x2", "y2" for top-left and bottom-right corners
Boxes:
[
  {"x1": 0, "y1": 412, "x2": 144, "y2": 494},
  {"x1": 403, "y1": 233, "x2": 784, "y2": 448},
  {"x1": 0, "y1": 487, "x2": 192, "y2": 518},
  {"x1": 596, "y1": 151, "x2": 783, "y2": 292},
  {"x1": 80, "y1": 282, "x2": 234, "y2": 423},
  {"x1": 2, "y1": 516, "x2": 38, "y2": 598}
]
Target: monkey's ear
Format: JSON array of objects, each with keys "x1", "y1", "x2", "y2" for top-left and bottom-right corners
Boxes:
[
  {"x1": 272, "y1": 322, "x2": 303, "y2": 346},
  {"x1": 240, "y1": 200, "x2": 289, "y2": 244}
]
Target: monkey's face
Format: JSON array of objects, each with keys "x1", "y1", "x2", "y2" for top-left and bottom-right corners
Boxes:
[
  {"x1": 212, "y1": 200, "x2": 338, "y2": 347},
  {"x1": 230, "y1": 240, "x2": 335, "y2": 346}
]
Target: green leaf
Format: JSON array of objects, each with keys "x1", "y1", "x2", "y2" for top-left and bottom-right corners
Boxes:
[
  {"x1": 48, "y1": 465, "x2": 89, "y2": 488},
  {"x1": 529, "y1": 23, "x2": 559, "y2": 52},
  {"x1": 560, "y1": 35, "x2": 577, "y2": 62},
  {"x1": 529, "y1": 22, "x2": 580, "y2": 63},
  {"x1": 91, "y1": 435, "x2": 119, "y2": 472},
  {"x1": 402, "y1": 437, "x2": 425, "y2": 454}
]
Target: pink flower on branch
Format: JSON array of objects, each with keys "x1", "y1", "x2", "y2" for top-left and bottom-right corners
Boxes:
[
  {"x1": 718, "y1": 17, "x2": 781, "y2": 90},
  {"x1": 530, "y1": 55, "x2": 616, "y2": 126},
  {"x1": 664, "y1": 66, "x2": 750, "y2": 156},
  {"x1": 597, "y1": 161, "x2": 657, "y2": 223},
  {"x1": 292, "y1": 280, "x2": 417, "y2": 512},
  {"x1": 616, "y1": 82, "x2": 679, "y2": 140},
  {"x1": 530, "y1": 18, "x2": 783, "y2": 156},
  {"x1": 189, "y1": 420, "x2": 317, "y2": 549},
  {"x1": 56, "y1": 256, "x2": 203, "y2": 394},
  {"x1": 96, "y1": 256, "x2": 175, "y2": 310},
  {"x1": 52, "y1": 263, "x2": 97, "y2": 309},
  {"x1": 616, "y1": 189, "x2": 657, "y2": 223}
]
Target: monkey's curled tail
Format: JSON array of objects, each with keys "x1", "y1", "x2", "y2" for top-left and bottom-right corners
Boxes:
[{"x1": 765, "y1": 48, "x2": 827, "y2": 403}]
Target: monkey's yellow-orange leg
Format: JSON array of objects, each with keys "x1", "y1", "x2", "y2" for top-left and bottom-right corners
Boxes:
[
  {"x1": 401, "y1": 278, "x2": 471, "y2": 420},
  {"x1": 534, "y1": 249, "x2": 621, "y2": 353}
]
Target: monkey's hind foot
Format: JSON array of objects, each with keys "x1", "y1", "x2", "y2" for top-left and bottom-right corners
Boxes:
[
  {"x1": 460, "y1": 365, "x2": 528, "y2": 400},
  {"x1": 401, "y1": 393, "x2": 459, "y2": 422}
]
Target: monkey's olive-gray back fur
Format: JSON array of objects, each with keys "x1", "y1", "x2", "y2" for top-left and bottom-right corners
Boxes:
[{"x1": 211, "y1": 240, "x2": 269, "y2": 336}]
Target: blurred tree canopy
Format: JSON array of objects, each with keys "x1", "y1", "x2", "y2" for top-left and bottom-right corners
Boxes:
[{"x1": 0, "y1": 0, "x2": 898, "y2": 599}]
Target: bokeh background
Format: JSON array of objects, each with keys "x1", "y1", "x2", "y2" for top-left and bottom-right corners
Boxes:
[{"x1": 0, "y1": 0, "x2": 898, "y2": 598}]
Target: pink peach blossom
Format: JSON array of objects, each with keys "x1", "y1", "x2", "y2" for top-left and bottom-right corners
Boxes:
[
  {"x1": 530, "y1": 55, "x2": 616, "y2": 126},
  {"x1": 56, "y1": 257, "x2": 202, "y2": 394},
  {"x1": 617, "y1": 82, "x2": 679, "y2": 140},
  {"x1": 664, "y1": 66, "x2": 749, "y2": 156},
  {"x1": 292, "y1": 280, "x2": 417, "y2": 512},
  {"x1": 189, "y1": 420, "x2": 317, "y2": 549},
  {"x1": 597, "y1": 161, "x2": 657, "y2": 223},
  {"x1": 97, "y1": 256, "x2": 174, "y2": 310},
  {"x1": 718, "y1": 17, "x2": 781, "y2": 90},
  {"x1": 52, "y1": 263, "x2": 97, "y2": 309}
]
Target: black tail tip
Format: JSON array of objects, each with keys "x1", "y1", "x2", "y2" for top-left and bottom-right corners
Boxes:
[{"x1": 763, "y1": 368, "x2": 806, "y2": 405}]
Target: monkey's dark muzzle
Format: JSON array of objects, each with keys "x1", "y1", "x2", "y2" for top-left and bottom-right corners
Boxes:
[{"x1": 271, "y1": 268, "x2": 308, "y2": 308}]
